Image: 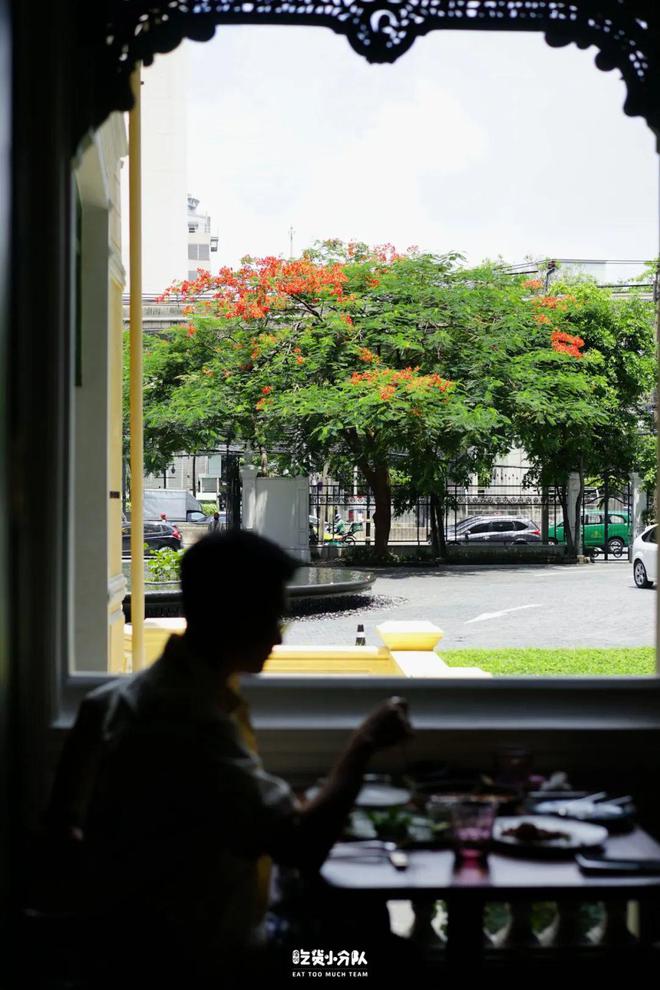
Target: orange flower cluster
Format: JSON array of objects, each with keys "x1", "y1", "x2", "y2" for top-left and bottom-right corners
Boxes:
[
  {"x1": 358, "y1": 347, "x2": 378, "y2": 363},
  {"x1": 426, "y1": 373, "x2": 452, "y2": 392},
  {"x1": 158, "y1": 256, "x2": 349, "y2": 322},
  {"x1": 533, "y1": 295, "x2": 560, "y2": 309},
  {"x1": 523, "y1": 279, "x2": 543, "y2": 290},
  {"x1": 349, "y1": 366, "x2": 453, "y2": 401},
  {"x1": 551, "y1": 331, "x2": 584, "y2": 359},
  {"x1": 531, "y1": 293, "x2": 576, "y2": 314},
  {"x1": 261, "y1": 385, "x2": 272, "y2": 395},
  {"x1": 534, "y1": 313, "x2": 552, "y2": 325}
]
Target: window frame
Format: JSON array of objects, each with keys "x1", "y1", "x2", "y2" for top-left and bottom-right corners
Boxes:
[
  {"x1": 51, "y1": 16, "x2": 660, "y2": 742},
  {"x1": 56, "y1": 666, "x2": 660, "y2": 735}
]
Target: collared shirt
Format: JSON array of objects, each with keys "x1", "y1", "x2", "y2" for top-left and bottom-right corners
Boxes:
[{"x1": 58, "y1": 635, "x2": 299, "y2": 966}]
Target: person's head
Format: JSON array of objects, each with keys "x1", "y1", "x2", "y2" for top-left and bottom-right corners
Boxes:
[
  {"x1": 160, "y1": 512, "x2": 167, "y2": 521},
  {"x1": 180, "y1": 530, "x2": 299, "y2": 674},
  {"x1": 213, "y1": 511, "x2": 219, "y2": 520}
]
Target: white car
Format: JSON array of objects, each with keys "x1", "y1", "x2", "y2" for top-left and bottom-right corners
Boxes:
[{"x1": 632, "y1": 524, "x2": 657, "y2": 588}]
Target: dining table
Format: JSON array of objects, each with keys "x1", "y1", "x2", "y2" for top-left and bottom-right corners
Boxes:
[{"x1": 320, "y1": 825, "x2": 660, "y2": 970}]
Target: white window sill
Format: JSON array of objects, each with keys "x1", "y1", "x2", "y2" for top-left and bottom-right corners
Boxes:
[{"x1": 55, "y1": 673, "x2": 660, "y2": 733}]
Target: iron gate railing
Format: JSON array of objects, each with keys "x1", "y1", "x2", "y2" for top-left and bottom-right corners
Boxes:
[{"x1": 310, "y1": 471, "x2": 632, "y2": 556}]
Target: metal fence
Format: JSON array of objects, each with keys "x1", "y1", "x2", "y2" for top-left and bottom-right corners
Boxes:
[
  {"x1": 310, "y1": 483, "x2": 423, "y2": 545},
  {"x1": 310, "y1": 470, "x2": 632, "y2": 555}
]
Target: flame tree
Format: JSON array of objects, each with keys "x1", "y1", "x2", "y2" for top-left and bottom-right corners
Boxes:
[{"x1": 141, "y1": 243, "x2": 652, "y2": 555}]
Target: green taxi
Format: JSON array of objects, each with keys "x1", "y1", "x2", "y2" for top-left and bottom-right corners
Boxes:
[{"x1": 548, "y1": 510, "x2": 630, "y2": 555}]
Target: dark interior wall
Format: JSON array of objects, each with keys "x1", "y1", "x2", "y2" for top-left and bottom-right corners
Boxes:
[
  {"x1": 9, "y1": 0, "x2": 75, "y2": 917},
  {"x1": 0, "y1": 0, "x2": 11, "y2": 948}
]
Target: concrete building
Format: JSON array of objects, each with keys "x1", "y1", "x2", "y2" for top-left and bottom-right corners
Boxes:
[
  {"x1": 121, "y1": 43, "x2": 189, "y2": 296},
  {"x1": 120, "y1": 46, "x2": 219, "y2": 297},
  {"x1": 187, "y1": 193, "x2": 218, "y2": 281}
]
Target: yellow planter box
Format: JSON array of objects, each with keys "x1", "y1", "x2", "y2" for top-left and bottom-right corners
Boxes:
[
  {"x1": 264, "y1": 645, "x2": 403, "y2": 677},
  {"x1": 376, "y1": 620, "x2": 444, "y2": 651},
  {"x1": 123, "y1": 623, "x2": 404, "y2": 677}
]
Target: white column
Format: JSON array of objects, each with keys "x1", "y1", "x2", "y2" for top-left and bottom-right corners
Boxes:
[
  {"x1": 631, "y1": 472, "x2": 647, "y2": 540},
  {"x1": 566, "y1": 471, "x2": 582, "y2": 555},
  {"x1": 240, "y1": 465, "x2": 258, "y2": 531}
]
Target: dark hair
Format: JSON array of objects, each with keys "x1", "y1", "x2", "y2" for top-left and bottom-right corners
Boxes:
[{"x1": 180, "y1": 530, "x2": 299, "y2": 638}]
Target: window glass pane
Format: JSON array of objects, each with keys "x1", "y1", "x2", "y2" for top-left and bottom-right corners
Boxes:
[
  {"x1": 71, "y1": 32, "x2": 657, "y2": 685},
  {"x1": 207, "y1": 454, "x2": 222, "y2": 476}
]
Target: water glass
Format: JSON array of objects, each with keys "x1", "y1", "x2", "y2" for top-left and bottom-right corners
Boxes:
[{"x1": 450, "y1": 799, "x2": 497, "y2": 863}]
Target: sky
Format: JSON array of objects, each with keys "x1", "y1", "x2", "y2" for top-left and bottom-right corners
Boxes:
[{"x1": 181, "y1": 26, "x2": 658, "y2": 270}]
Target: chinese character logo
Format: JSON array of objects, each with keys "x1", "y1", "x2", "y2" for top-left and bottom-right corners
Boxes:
[{"x1": 291, "y1": 947, "x2": 368, "y2": 975}]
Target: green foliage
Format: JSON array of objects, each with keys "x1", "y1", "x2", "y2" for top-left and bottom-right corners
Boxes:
[
  {"x1": 512, "y1": 280, "x2": 655, "y2": 487},
  {"x1": 138, "y1": 246, "x2": 656, "y2": 555},
  {"x1": 636, "y1": 432, "x2": 658, "y2": 494},
  {"x1": 146, "y1": 547, "x2": 185, "y2": 583}
]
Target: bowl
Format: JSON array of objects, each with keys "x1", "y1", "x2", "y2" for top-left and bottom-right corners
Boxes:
[{"x1": 376, "y1": 621, "x2": 443, "y2": 651}]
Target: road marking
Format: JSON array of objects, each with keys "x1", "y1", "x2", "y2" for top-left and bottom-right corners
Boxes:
[{"x1": 465, "y1": 604, "x2": 542, "y2": 624}]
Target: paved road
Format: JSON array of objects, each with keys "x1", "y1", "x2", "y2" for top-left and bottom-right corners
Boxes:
[{"x1": 284, "y1": 561, "x2": 655, "y2": 650}]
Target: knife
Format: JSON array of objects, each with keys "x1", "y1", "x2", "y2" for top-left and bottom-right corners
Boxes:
[{"x1": 576, "y1": 853, "x2": 660, "y2": 875}]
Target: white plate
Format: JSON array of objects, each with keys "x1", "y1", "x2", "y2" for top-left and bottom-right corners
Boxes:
[{"x1": 494, "y1": 816, "x2": 608, "y2": 852}]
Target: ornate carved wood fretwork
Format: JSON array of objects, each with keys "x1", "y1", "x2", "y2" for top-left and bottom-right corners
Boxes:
[{"x1": 76, "y1": 2, "x2": 659, "y2": 151}]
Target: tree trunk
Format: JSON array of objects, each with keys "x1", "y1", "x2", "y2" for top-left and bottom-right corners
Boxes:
[
  {"x1": 575, "y1": 460, "x2": 584, "y2": 557},
  {"x1": 430, "y1": 492, "x2": 446, "y2": 559},
  {"x1": 559, "y1": 486, "x2": 574, "y2": 555},
  {"x1": 429, "y1": 497, "x2": 439, "y2": 557},
  {"x1": 360, "y1": 462, "x2": 391, "y2": 555}
]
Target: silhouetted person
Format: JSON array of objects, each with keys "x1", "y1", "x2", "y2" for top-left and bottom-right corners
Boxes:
[
  {"x1": 47, "y1": 531, "x2": 413, "y2": 988},
  {"x1": 207, "y1": 510, "x2": 221, "y2": 533}
]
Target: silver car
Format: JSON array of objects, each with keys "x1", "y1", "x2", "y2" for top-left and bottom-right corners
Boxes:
[{"x1": 447, "y1": 516, "x2": 541, "y2": 544}]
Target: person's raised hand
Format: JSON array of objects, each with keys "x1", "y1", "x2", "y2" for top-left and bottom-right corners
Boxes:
[{"x1": 351, "y1": 696, "x2": 413, "y2": 754}]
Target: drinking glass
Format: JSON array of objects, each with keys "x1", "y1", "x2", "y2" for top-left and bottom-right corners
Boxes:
[{"x1": 450, "y1": 799, "x2": 497, "y2": 864}]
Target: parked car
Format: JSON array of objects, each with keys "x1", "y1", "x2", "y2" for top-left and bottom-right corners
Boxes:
[
  {"x1": 632, "y1": 524, "x2": 657, "y2": 588},
  {"x1": 122, "y1": 521, "x2": 183, "y2": 556},
  {"x1": 446, "y1": 516, "x2": 541, "y2": 544},
  {"x1": 548, "y1": 510, "x2": 630, "y2": 556},
  {"x1": 444, "y1": 515, "x2": 488, "y2": 540}
]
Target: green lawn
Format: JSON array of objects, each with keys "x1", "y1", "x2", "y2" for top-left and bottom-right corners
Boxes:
[{"x1": 441, "y1": 647, "x2": 655, "y2": 677}]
